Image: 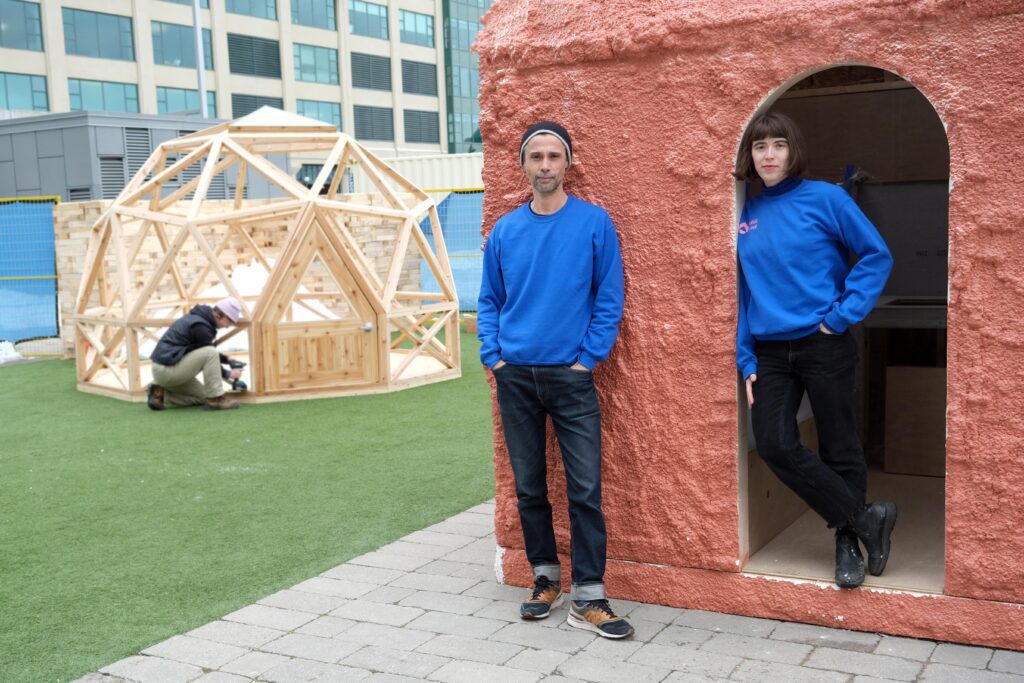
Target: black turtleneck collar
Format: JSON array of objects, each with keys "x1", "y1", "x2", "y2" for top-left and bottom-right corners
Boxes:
[{"x1": 762, "y1": 176, "x2": 802, "y2": 197}]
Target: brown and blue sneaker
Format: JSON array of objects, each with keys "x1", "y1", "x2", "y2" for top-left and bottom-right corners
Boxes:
[
  {"x1": 520, "y1": 576, "x2": 563, "y2": 619},
  {"x1": 567, "y1": 599, "x2": 634, "y2": 639},
  {"x1": 147, "y1": 383, "x2": 165, "y2": 411}
]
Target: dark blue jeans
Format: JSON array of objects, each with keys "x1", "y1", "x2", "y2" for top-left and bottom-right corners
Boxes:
[
  {"x1": 751, "y1": 331, "x2": 866, "y2": 528},
  {"x1": 492, "y1": 364, "x2": 606, "y2": 600}
]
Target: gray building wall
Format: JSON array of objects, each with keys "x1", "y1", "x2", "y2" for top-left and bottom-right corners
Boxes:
[{"x1": 0, "y1": 111, "x2": 285, "y2": 201}]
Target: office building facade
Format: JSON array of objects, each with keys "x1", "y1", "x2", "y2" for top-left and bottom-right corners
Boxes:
[{"x1": 0, "y1": 0, "x2": 466, "y2": 156}]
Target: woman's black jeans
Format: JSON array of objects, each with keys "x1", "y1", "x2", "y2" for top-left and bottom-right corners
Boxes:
[
  {"x1": 492, "y1": 364, "x2": 607, "y2": 601},
  {"x1": 751, "y1": 331, "x2": 866, "y2": 528}
]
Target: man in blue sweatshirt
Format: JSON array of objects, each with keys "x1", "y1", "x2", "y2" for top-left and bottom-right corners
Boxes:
[{"x1": 477, "y1": 121, "x2": 631, "y2": 639}]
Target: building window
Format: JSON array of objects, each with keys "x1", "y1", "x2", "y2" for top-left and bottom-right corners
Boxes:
[
  {"x1": 227, "y1": 34, "x2": 281, "y2": 78},
  {"x1": 161, "y1": 0, "x2": 210, "y2": 8},
  {"x1": 232, "y1": 93, "x2": 283, "y2": 117},
  {"x1": 351, "y1": 53, "x2": 390, "y2": 91},
  {"x1": 62, "y1": 8, "x2": 134, "y2": 61},
  {"x1": 447, "y1": 17, "x2": 480, "y2": 51},
  {"x1": 448, "y1": 110, "x2": 480, "y2": 151},
  {"x1": 399, "y1": 9, "x2": 433, "y2": 48},
  {"x1": 0, "y1": 71, "x2": 47, "y2": 111},
  {"x1": 348, "y1": 0, "x2": 387, "y2": 40},
  {"x1": 69, "y1": 78, "x2": 139, "y2": 113},
  {"x1": 353, "y1": 105, "x2": 392, "y2": 141},
  {"x1": 0, "y1": 0, "x2": 43, "y2": 51},
  {"x1": 297, "y1": 99, "x2": 341, "y2": 129},
  {"x1": 292, "y1": 0, "x2": 335, "y2": 30},
  {"x1": 157, "y1": 87, "x2": 217, "y2": 117},
  {"x1": 404, "y1": 109, "x2": 439, "y2": 144},
  {"x1": 401, "y1": 60, "x2": 437, "y2": 97},
  {"x1": 153, "y1": 22, "x2": 213, "y2": 70},
  {"x1": 449, "y1": 64, "x2": 480, "y2": 98},
  {"x1": 293, "y1": 43, "x2": 339, "y2": 84},
  {"x1": 227, "y1": 0, "x2": 276, "y2": 20}
]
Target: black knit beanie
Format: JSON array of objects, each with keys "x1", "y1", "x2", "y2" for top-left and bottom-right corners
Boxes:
[{"x1": 519, "y1": 121, "x2": 572, "y2": 166}]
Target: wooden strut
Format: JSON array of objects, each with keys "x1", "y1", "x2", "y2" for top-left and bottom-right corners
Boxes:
[
  {"x1": 392, "y1": 309, "x2": 455, "y2": 380},
  {"x1": 119, "y1": 142, "x2": 213, "y2": 207},
  {"x1": 346, "y1": 142, "x2": 406, "y2": 211},
  {"x1": 77, "y1": 321, "x2": 129, "y2": 389},
  {"x1": 390, "y1": 313, "x2": 452, "y2": 368}
]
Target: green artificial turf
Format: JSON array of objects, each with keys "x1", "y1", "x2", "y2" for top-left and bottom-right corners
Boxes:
[{"x1": 0, "y1": 333, "x2": 494, "y2": 682}]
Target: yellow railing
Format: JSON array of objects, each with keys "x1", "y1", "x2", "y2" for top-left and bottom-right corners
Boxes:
[{"x1": 0, "y1": 195, "x2": 61, "y2": 205}]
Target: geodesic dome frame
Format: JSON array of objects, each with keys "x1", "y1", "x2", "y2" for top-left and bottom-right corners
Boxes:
[{"x1": 73, "y1": 107, "x2": 460, "y2": 402}]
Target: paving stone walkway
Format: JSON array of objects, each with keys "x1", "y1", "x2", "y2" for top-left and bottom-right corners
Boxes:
[{"x1": 79, "y1": 500, "x2": 1024, "y2": 683}]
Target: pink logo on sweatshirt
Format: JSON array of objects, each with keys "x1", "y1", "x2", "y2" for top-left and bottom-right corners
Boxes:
[{"x1": 738, "y1": 219, "x2": 758, "y2": 235}]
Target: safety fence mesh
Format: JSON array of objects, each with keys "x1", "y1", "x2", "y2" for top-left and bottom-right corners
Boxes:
[
  {"x1": 423, "y1": 189, "x2": 484, "y2": 312},
  {"x1": 0, "y1": 198, "x2": 60, "y2": 348}
]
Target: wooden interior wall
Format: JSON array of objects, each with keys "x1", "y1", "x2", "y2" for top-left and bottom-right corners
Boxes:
[{"x1": 773, "y1": 86, "x2": 950, "y2": 182}]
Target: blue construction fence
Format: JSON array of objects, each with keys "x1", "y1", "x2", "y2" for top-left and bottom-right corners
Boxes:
[
  {"x1": 421, "y1": 189, "x2": 484, "y2": 312},
  {"x1": 0, "y1": 198, "x2": 60, "y2": 343}
]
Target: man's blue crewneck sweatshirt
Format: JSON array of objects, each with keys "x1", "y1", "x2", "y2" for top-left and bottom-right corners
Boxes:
[
  {"x1": 477, "y1": 195, "x2": 624, "y2": 369},
  {"x1": 736, "y1": 177, "x2": 893, "y2": 379}
]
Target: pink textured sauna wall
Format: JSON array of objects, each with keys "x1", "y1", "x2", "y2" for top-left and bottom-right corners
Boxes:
[{"x1": 476, "y1": 0, "x2": 1024, "y2": 647}]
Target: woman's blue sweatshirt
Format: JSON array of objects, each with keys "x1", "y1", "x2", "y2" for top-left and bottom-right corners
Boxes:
[
  {"x1": 477, "y1": 195, "x2": 624, "y2": 369},
  {"x1": 736, "y1": 177, "x2": 893, "y2": 380}
]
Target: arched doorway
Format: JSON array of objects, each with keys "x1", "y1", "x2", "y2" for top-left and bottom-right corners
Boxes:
[{"x1": 737, "y1": 65, "x2": 950, "y2": 593}]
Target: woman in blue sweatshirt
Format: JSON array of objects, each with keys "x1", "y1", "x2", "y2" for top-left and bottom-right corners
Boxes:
[{"x1": 735, "y1": 112, "x2": 897, "y2": 588}]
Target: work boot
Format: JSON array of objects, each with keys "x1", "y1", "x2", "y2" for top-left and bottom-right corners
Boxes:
[
  {"x1": 520, "y1": 575, "x2": 563, "y2": 619},
  {"x1": 834, "y1": 527, "x2": 865, "y2": 588},
  {"x1": 567, "y1": 599, "x2": 634, "y2": 639},
  {"x1": 203, "y1": 395, "x2": 240, "y2": 410},
  {"x1": 147, "y1": 383, "x2": 165, "y2": 411},
  {"x1": 850, "y1": 501, "x2": 897, "y2": 576}
]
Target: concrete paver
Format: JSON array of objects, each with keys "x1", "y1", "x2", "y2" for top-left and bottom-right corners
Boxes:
[
  {"x1": 141, "y1": 635, "x2": 249, "y2": 669},
  {"x1": 341, "y1": 646, "x2": 450, "y2": 677},
  {"x1": 186, "y1": 620, "x2": 284, "y2": 649},
  {"x1": 218, "y1": 651, "x2": 290, "y2": 678},
  {"x1": 921, "y1": 663, "x2": 1024, "y2": 682},
  {"x1": 294, "y1": 615, "x2": 357, "y2": 638},
  {"x1": 805, "y1": 646, "x2": 924, "y2": 680},
  {"x1": 290, "y1": 576, "x2": 377, "y2": 599},
  {"x1": 257, "y1": 588, "x2": 350, "y2": 615},
  {"x1": 699, "y1": 631, "x2": 812, "y2": 665},
  {"x1": 334, "y1": 622, "x2": 436, "y2": 651},
  {"x1": 992, "y1": 650, "x2": 1024, "y2": 675},
  {"x1": 80, "y1": 500, "x2": 1024, "y2": 683},
  {"x1": 931, "y1": 641, "x2": 994, "y2": 668},
  {"x1": 222, "y1": 604, "x2": 316, "y2": 631},
  {"x1": 405, "y1": 610, "x2": 507, "y2": 639},
  {"x1": 397, "y1": 589, "x2": 492, "y2": 615},
  {"x1": 558, "y1": 653, "x2": 668, "y2": 682},
  {"x1": 875, "y1": 634, "x2": 938, "y2": 661},
  {"x1": 415, "y1": 633, "x2": 523, "y2": 665},
  {"x1": 259, "y1": 632, "x2": 362, "y2": 663},
  {"x1": 505, "y1": 648, "x2": 571, "y2": 674},
  {"x1": 626, "y1": 643, "x2": 741, "y2": 678},
  {"x1": 770, "y1": 620, "x2": 881, "y2": 652}
]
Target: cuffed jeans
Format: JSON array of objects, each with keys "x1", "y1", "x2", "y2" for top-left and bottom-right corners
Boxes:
[
  {"x1": 152, "y1": 346, "x2": 224, "y2": 407},
  {"x1": 493, "y1": 364, "x2": 607, "y2": 601},
  {"x1": 751, "y1": 331, "x2": 866, "y2": 528}
]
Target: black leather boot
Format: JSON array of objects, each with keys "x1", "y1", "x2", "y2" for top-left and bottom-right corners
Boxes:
[
  {"x1": 850, "y1": 501, "x2": 897, "y2": 576},
  {"x1": 834, "y1": 528, "x2": 865, "y2": 588}
]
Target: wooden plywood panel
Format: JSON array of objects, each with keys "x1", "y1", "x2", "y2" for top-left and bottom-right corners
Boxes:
[
  {"x1": 885, "y1": 366, "x2": 946, "y2": 477},
  {"x1": 271, "y1": 321, "x2": 377, "y2": 390},
  {"x1": 748, "y1": 418, "x2": 819, "y2": 555}
]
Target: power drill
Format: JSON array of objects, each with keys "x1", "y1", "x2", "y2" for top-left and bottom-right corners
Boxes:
[{"x1": 227, "y1": 359, "x2": 247, "y2": 391}]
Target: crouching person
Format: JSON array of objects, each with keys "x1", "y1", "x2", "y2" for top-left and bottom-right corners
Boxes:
[{"x1": 147, "y1": 297, "x2": 244, "y2": 411}]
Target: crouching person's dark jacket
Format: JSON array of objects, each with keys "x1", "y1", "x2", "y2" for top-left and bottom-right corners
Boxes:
[{"x1": 151, "y1": 305, "x2": 230, "y2": 369}]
